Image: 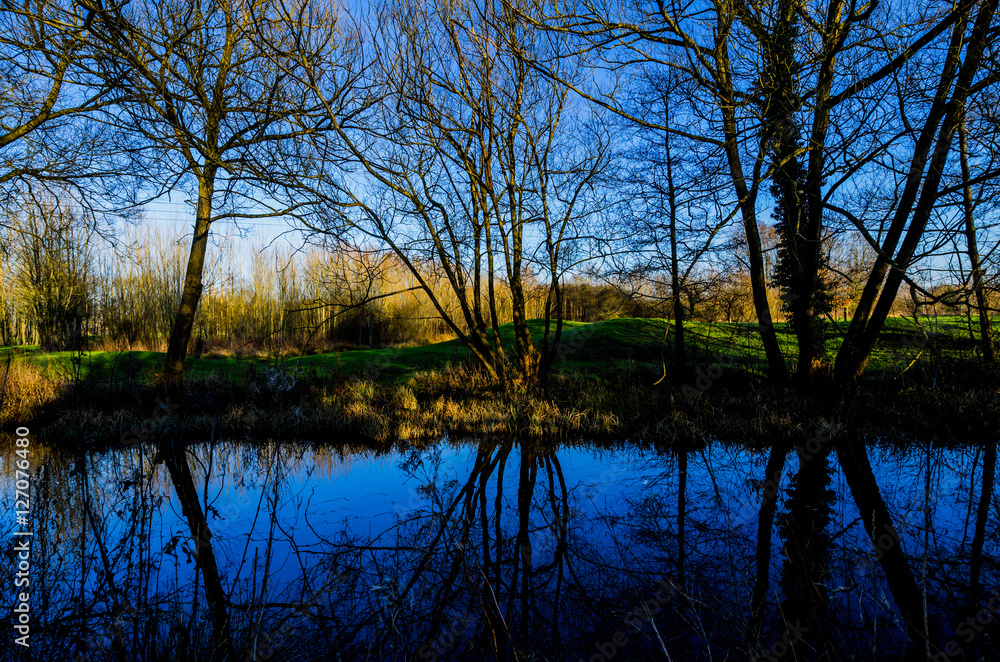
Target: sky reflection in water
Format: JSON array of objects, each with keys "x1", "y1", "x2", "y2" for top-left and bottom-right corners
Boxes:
[{"x1": 1, "y1": 437, "x2": 997, "y2": 661}]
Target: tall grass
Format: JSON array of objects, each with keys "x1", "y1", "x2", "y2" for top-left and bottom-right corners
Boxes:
[
  {"x1": 95, "y1": 224, "x2": 186, "y2": 350},
  {"x1": 85, "y1": 226, "x2": 568, "y2": 354},
  {"x1": 0, "y1": 355, "x2": 63, "y2": 425},
  {"x1": 4, "y1": 214, "x2": 536, "y2": 353}
]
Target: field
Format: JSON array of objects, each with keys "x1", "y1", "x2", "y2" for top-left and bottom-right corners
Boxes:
[{"x1": 1, "y1": 314, "x2": 992, "y2": 384}]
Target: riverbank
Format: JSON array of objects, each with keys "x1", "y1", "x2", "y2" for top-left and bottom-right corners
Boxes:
[{"x1": 3, "y1": 317, "x2": 999, "y2": 447}]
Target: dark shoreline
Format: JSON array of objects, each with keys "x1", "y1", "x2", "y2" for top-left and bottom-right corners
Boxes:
[{"x1": 12, "y1": 362, "x2": 1000, "y2": 451}]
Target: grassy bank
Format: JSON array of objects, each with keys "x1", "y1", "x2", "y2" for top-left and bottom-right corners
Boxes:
[{"x1": 2, "y1": 316, "x2": 998, "y2": 447}]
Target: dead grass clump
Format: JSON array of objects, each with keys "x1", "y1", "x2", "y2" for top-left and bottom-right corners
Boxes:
[{"x1": 0, "y1": 358, "x2": 63, "y2": 425}]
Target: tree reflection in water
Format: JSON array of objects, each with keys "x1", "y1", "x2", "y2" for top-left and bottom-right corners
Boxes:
[
  {"x1": 0, "y1": 436, "x2": 997, "y2": 661},
  {"x1": 776, "y1": 443, "x2": 835, "y2": 659}
]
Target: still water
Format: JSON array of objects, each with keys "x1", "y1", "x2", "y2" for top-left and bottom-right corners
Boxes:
[{"x1": 1, "y1": 435, "x2": 997, "y2": 661}]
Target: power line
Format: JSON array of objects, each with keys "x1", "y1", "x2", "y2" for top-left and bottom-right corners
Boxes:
[{"x1": 133, "y1": 217, "x2": 300, "y2": 229}]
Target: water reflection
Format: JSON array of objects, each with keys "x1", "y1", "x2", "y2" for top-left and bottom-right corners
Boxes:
[
  {"x1": 1, "y1": 436, "x2": 997, "y2": 660},
  {"x1": 776, "y1": 442, "x2": 834, "y2": 658}
]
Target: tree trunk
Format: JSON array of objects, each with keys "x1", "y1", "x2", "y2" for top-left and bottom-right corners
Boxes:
[
  {"x1": 969, "y1": 441, "x2": 996, "y2": 612},
  {"x1": 749, "y1": 443, "x2": 788, "y2": 637},
  {"x1": 665, "y1": 93, "x2": 685, "y2": 382},
  {"x1": 834, "y1": 0, "x2": 994, "y2": 384},
  {"x1": 515, "y1": 445, "x2": 536, "y2": 642},
  {"x1": 677, "y1": 450, "x2": 687, "y2": 587},
  {"x1": 161, "y1": 172, "x2": 216, "y2": 391},
  {"x1": 732, "y1": 178, "x2": 786, "y2": 381},
  {"x1": 509, "y1": 234, "x2": 538, "y2": 383},
  {"x1": 959, "y1": 118, "x2": 994, "y2": 363},
  {"x1": 714, "y1": 20, "x2": 788, "y2": 382},
  {"x1": 538, "y1": 274, "x2": 564, "y2": 384},
  {"x1": 161, "y1": 438, "x2": 231, "y2": 652},
  {"x1": 764, "y1": 0, "x2": 814, "y2": 383},
  {"x1": 836, "y1": 439, "x2": 934, "y2": 657}
]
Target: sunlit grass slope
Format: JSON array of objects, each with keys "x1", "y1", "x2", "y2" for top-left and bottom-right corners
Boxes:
[{"x1": 1, "y1": 315, "x2": 994, "y2": 386}]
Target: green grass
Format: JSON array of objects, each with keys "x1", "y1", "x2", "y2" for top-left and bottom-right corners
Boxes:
[
  {"x1": 6, "y1": 315, "x2": 999, "y2": 445},
  {"x1": 2, "y1": 328, "x2": 491, "y2": 383},
  {"x1": 2, "y1": 314, "x2": 995, "y2": 386}
]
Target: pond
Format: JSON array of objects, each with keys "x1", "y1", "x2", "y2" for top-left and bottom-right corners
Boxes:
[{"x1": 1, "y1": 433, "x2": 997, "y2": 661}]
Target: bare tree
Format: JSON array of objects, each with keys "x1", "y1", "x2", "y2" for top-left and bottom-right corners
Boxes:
[
  {"x1": 955, "y1": 108, "x2": 995, "y2": 362},
  {"x1": 525, "y1": 0, "x2": 998, "y2": 385},
  {"x1": 0, "y1": 0, "x2": 118, "y2": 214},
  {"x1": 81, "y1": 0, "x2": 358, "y2": 389},
  {"x1": 289, "y1": 0, "x2": 610, "y2": 385},
  {"x1": 611, "y1": 70, "x2": 732, "y2": 381},
  {"x1": 1, "y1": 191, "x2": 96, "y2": 349},
  {"x1": 833, "y1": 0, "x2": 1000, "y2": 384}
]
